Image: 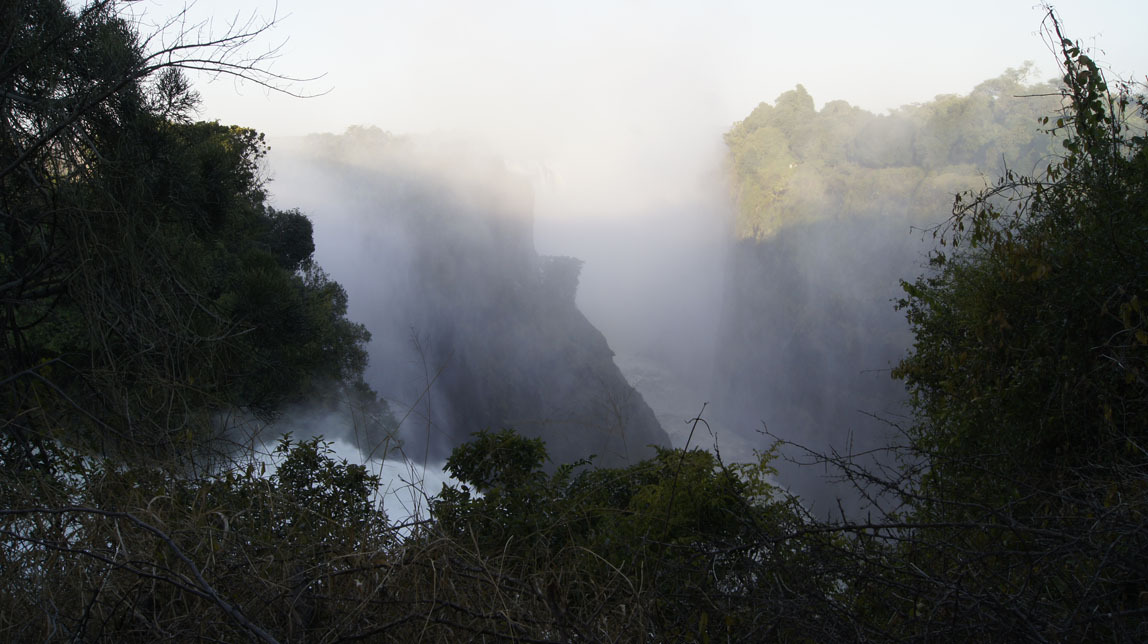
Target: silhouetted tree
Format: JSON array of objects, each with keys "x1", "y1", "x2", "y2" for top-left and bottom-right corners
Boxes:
[{"x1": 1, "y1": 0, "x2": 376, "y2": 459}]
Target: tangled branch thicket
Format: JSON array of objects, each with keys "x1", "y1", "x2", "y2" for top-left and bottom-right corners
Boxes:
[
  {"x1": 7, "y1": 427, "x2": 1143, "y2": 642},
  {"x1": 0, "y1": 431, "x2": 848, "y2": 642}
]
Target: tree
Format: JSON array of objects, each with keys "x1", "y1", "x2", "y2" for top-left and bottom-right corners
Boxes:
[
  {"x1": 886, "y1": 9, "x2": 1148, "y2": 639},
  {"x1": 723, "y1": 70, "x2": 1062, "y2": 240},
  {"x1": 427, "y1": 428, "x2": 853, "y2": 641},
  {"x1": 1, "y1": 0, "x2": 381, "y2": 460},
  {"x1": 896, "y1": 12, "x2": 1147, "y2": 507},
  {"x1": 0, "y1": 436, "x2": 392, "y2": 642},
  {"x1": 0, "y1": 4, "x2": 403, "y2": 639}
]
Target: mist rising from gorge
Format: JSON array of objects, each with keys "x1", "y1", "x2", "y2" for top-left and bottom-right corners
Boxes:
[
  {"x1": 262, "y1": 121, "x2": 903, "y2": 512},
  {"x1": 260, "y1": 67, "x2": 1069, "y2": 514},
  {"x1": 266, "y1": 130, "x2": 670, "y2": 468}
]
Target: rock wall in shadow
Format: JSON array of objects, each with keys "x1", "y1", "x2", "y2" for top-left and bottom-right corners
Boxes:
[
  {"x1": 711, "y1": 217, "x2": 919, "y2": 515},
  {"x1": 269, "y1": 129, "x2": 668, "y2": 467}
]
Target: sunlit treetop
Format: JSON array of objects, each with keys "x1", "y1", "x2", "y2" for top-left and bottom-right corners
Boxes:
[{"x1": 724, "y1": 68, "x2": 1064, "y2": 240}]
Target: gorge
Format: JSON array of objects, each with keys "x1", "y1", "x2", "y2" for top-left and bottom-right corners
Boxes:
[{"x1": 261, "y1": 69, "x2": 1064, "y2": 513}]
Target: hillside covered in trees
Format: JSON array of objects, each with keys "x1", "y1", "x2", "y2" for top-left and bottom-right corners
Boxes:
[
  {"x1": 724, "y1": 68, "x2": 1062, "y2": 240},
  {"x1": 2, "y1": 2, "x2": 1147, "y2": 641},
  {"x1": 711, "y1": 70, "x2": 1069, "y2": 510}
]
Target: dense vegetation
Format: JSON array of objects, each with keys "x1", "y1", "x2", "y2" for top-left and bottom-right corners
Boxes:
[
  {"x1": 2, "y1": 1, "x2": 390, "y2": 635},
  {"x1": 2, "y1": 2, "x2": 1145, "y2": 642},
  {"x1": 1, "y1": 0, "x2": 384, "y2": 460},
  {"x1": 714, "y1": 62, "x2": 1072, "y2": 512},
  {"x1": 886, "y1": 24, "x2": 1148, "y2": 636},
  {"x1": 724, "y1": 67, "x2": 1062, "y2": 240}
]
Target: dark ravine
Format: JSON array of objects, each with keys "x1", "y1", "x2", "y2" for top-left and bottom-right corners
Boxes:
[
  {"x1": 269, "y1": 129, "x2": 669, "y2": 467},
  {"x1": 709, "y1": 216, "x2": 921, "y2": 513}
]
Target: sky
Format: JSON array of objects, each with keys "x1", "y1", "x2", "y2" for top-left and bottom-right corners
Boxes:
[
  {"x1": 124, "y1": 0, "x2": 1148, "y2": 221},
  {"x1": 132, "y1": 1, "x2": 1147, "y2": 139}
]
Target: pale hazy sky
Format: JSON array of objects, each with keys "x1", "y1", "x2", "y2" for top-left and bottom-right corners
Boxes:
[
  {"x1": 133, "y1": 1, "x2": 1147, "y2": 135},
  {"x1": 126, "y1": 1, "x2": 1148, "y2": 215}
]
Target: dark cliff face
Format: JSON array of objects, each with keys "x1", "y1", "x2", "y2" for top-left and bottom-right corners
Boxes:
[
  {"x1": 433, "y1": 259, "x2": 668, "y2": 467},
  {"x1": 270, "y1": 132, "x2": 668, "y2": 466},
  {"x1": 710, "y1": 216, "x2": 920, "y2": 513}
]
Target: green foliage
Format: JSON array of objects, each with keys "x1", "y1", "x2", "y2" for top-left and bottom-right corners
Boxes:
[
  {"x1": 1, "y1": 1, "x2": 378, "y2": 458},
  {"x1": 443, "y1": 428, "x2": 550, "y2": 493},
  {"x1": 895, "y1": 27, "x2": 1148, "y2": 496},
  {"x1": 725, "y1": 68, "x2": 1062, "y2": 239},
  {"x1": 429, "y1": 429, "x2": 847, "y2": 641},
  {"x1": 431, "y1": 429, "x2": 552, "y2": 541},
  {"x1": 886, "y1": 12, "x2": 1148, "y2": 639},
  {"x1": 262, "y1": 208, "x2": 316, "y2": 271},
  {"x1": 0, "y1": 424, "x2": 856, "y2": 642},
  {"x1": 0, "y1": 433, "x2": 392, "y2": 642}
]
